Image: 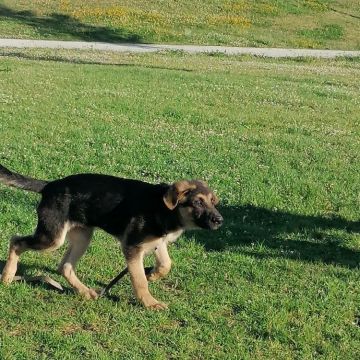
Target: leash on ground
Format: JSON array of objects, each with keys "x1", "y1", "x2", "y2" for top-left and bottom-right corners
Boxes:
[{"x1": 99, "y1": 266, "x2": 153, "y2": 297}]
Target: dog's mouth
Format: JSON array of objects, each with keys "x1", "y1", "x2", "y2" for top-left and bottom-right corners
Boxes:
[
  {"x1": 207, "y1": 215, "x2": 223, "y2": 230},
  {"x1": 197, "y1": 213, "x2": 223, "y2": 230},
  {"x1": 208, "y1": 221, "x2": 222, "y2": 230},
  {"x1": 179, "y1": 207, "x2": 223, "y2": 231}
]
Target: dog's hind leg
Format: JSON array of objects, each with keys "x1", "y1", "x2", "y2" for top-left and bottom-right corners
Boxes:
[
  {"x1": 1, "y1": 235, "x2": 27, "y2": 284},
  {"x1": 1, "y1": 221, "x2": 69, "y2": 284},
  {"x1": 58, "y1": 227, "x2": 97, "y2": 299}
]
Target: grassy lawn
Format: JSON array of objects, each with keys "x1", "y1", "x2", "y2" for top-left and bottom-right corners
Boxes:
[
  {"x1": 0, "y1": 49, "x2": 359, "y2": 358},
  {"x1": 0, "y1": 1, "x2": 360, "y2": 49}
]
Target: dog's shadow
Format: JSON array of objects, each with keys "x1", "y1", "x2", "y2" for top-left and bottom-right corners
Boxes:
[{"x1": 185, "y1": 204, "x2": 360, "y2": 269}]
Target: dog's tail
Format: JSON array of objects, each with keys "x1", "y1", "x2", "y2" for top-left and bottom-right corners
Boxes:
[{"x1": 0, "y1": 164, "x2": 48, "y2": 193}]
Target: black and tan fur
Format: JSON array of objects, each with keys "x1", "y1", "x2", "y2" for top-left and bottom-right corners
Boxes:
[{"x1": 0, "y1": 164, "x2": 223, "y2": 309}]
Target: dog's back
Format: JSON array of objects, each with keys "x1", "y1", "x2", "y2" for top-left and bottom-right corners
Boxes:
[{"x1": 41, "y1": 173, "x2": 168, "y2": 235}]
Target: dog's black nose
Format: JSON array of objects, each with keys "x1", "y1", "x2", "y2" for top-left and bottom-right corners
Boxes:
[{"x1": 211, "y1": 214, "x2": 223, "y2": 226}]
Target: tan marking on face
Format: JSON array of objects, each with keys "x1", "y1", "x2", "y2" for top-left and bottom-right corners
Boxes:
[
  {"x1": 175, "y1": 180, "x2": 196, "y2": 193},
  {"x1": 194, "y1": 192, "x2": 220, "y2": 208},
  {"x1": 179, "y1": 207, "x2": 201, "y2": 230}
]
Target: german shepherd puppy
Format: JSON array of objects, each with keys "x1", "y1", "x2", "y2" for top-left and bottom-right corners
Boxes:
[{"x1": 0, "y1": 164, "x2": 223, "y2": 309}]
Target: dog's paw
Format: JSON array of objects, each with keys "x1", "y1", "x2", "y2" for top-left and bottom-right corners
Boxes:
[
  {"x1": 146, "y1": 301, "x2": 168, "y2": 310},
  {"x1": 88, "y1": 288, "x2": 99, "y2": 299},
  {"x1": 146, "y1": 267, "x2": 170, "y2": 282},
  {"x1": 79, "y1": 287, "x2": 99, "y2": 300},
  {"x1": 146, "y1": 271, "x2": 161, "y2": 282},
  {"x1": 0, "y1": 273, "x2": 14, "y2": 284},
  {"x1": 142, "y1": 296, "x2": 168, "y2": 310}
]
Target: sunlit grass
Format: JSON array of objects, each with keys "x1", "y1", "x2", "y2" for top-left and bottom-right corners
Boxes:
[{"x1": 0, "y1": 50, "x2": 359, "y2": 358}]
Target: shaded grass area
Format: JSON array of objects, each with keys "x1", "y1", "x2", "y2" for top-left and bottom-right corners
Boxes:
[
  {"x1": 0, "y1": 3, "x2": 141, "y2": 43},
  {"x1": 0, "y1": 1, "x2": 360, "y2": 49},
  {"x1": 0, "y1": 50, "x2": 359, "y2": 358}
]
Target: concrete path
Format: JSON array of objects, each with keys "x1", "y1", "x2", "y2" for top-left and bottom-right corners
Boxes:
[{"x1": 0, "y1": 38, "x2": 360, "y2": 58}]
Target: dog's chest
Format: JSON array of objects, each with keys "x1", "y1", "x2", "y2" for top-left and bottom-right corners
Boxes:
[
  {"x1": 164, "y1": 229, "x2": 183, "y2": 244},
  {"x1": 142, "y1": 229, "x2": 183, "y2": 254}
]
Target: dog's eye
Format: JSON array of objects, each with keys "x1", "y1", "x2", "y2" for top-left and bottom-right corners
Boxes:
[{"x1": 193, "y1": 199, "x2": 203, "y2": 207}]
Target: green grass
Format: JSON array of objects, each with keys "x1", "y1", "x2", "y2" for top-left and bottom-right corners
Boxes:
[
  {"x1": 0, "y1": 0, "x2": 360, "y2": 49},
  {"x1": 0, "y1": 49, "x2": 360, "y2": 359}
]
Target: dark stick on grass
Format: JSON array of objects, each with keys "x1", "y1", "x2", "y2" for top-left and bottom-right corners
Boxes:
[
  {"x1": 99, "y1": 266, "x2": 153, "y2": 298},
  {"x1": 10, "y1": 275, "x2": 64, "y2": 291}
]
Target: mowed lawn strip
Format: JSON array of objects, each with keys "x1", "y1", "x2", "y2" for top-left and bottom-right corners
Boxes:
[
  {"x1": 0, "y1": 0, "x2": 360, "y2": 49},
  {"x1": 0, "y1": 51, "x2": 359, "y2": 359}
]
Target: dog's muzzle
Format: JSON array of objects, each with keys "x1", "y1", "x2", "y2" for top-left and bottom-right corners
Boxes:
[{"x1": 208, "y1": 213, "x2": 223, "y2": 230}]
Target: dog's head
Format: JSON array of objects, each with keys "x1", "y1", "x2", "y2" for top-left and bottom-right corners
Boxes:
[{"x1": 163, "y1": 180, "x2": 223, "y2": 230}]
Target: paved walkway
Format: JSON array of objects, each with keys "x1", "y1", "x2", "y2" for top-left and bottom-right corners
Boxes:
[{"x1": 0, "y1": 38, "x2": 360, "y2": 58}]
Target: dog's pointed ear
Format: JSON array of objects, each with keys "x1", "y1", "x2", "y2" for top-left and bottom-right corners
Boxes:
[
  {"x1": 212, "y1": 193, "x2": 219, "y2": 206},
  {"x1": 163, "y1": 181, "x2": 196, "y2": 210},
  {"x1": 198, "y1": 180, "x2": 208, "y2": 187}
]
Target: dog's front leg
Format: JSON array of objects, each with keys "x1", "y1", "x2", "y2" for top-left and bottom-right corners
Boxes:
[
  {"x1": 125, "y1": 247, "x2": 168, "y2": 310},
  {"x1": 147, "y1": 242, "x2": 171, "y2": 282}
]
